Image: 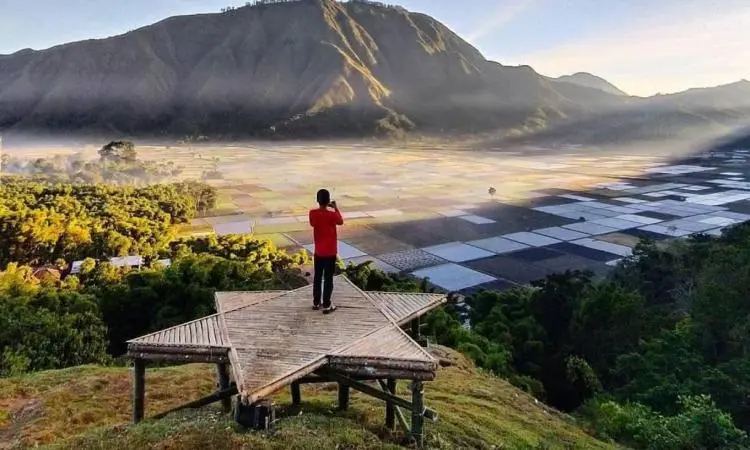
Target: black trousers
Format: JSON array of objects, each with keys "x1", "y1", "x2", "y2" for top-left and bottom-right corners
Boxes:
[{"x1": 313, "y1": 255, "x2": 336, "y2": 308}]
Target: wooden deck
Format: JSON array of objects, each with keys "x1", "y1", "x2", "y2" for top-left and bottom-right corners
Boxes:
[{"x1": 127, "y1": 276, "x2": 446, "y2": 404}]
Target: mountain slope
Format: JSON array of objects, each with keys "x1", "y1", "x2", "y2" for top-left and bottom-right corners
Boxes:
[
  {"x1": 504, "y1": 80, "x2": 750, "y2": 146},
  {"x1": 0, "y1": 348, "x2": 615, "y2": 449},
  {"x1": 552, "y1": 72, "x2": 627, "y2": 96},
  {"x1": 0, "y1": 0, "x2": 747, "y2": 143},
  {"x1": 0, "y1": 0, "x2": 576, "y2": 138}
]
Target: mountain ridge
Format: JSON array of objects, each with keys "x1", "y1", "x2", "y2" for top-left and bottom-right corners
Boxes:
[
  {"x1": 0, "y1": 0, "x2": 747, "y2": 144},
  {"x1": 550, "y1": 72, "x2": 628, "y2": 96}
]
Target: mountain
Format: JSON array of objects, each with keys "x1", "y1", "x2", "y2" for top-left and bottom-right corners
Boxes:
[
  {"x1": 0, "y1": 0, "x2": 571, "y2": 138},
  {"x1": 514, "y1": 80, "x2": 750, "y2": 145},
  {"x1": 0, "y1": 0, "x2": 747, "y2": 143},
  {"x1": 551, "y1": 72, "x2": 627, "y2": 96},
  {"x1": 0, "y1": 0, "x2": 630, "y2": 139}
]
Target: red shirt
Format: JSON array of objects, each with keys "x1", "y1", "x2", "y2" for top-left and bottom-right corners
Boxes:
[{"x1": 309, "y1": 207, "x2": 344, "y2": 257}]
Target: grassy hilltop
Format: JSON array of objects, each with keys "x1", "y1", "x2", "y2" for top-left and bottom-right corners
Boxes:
[{"x1": 0, "y1": 348, "x2": 615, "y2": 450}]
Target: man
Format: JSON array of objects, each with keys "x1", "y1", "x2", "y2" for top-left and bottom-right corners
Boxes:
[{"x1": 309, "y1": 188, "x2": 343, "y2": 314}]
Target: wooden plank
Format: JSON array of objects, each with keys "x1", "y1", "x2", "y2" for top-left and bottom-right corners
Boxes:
[
  {"x1": 215, "y1": 291, "x2": 287, "y2": 314},
  {"x1": 333, "y1": 326, "x2": 434, "y2": 364},
  {"x1": 127, "y1": 352, "x2": 229, "y2": 364},
  {"x1": 206, "y1": 316, "x2": 216, "y2": 346},
  {"x1": 367, "y1": 292, "x2": 446, "y2": 326},
  {"x1": 199, "y1": 319, "x2": 207, "y2": 345},
  {"x1": 128, "y1": 315, "x2": 229, "y2": 348}
]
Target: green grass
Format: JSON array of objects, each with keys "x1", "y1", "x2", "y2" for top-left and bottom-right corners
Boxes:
[
  {"x1": 175, "y1": 223, "x2": 215, "y2": 237},
  {"x1": 255, "y1": 233, "x2": 297, "y2": 248},
  {"x1": 0, "y1": 349, "x2": 618, "y2": 449}
]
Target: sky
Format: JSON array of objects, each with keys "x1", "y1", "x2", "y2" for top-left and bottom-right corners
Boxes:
[{"x1": 0, "y1": 0, "x2": 748, "y2": 96}]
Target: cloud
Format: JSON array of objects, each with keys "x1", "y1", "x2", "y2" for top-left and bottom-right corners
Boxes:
[
  {"x1": 514, "y1": 5, "x2": 750, "y2": 96},
  {"x1": 465, "y1": 0, "x2": 535, "y2": 43}
]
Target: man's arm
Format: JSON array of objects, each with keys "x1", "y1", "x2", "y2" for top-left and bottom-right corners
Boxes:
[
  {"x1": 309, "y1": 210, "x2": 315, "y2": 227},
  {"x1": 331, "y1": 201, "x2": 344, "y2": 225}
]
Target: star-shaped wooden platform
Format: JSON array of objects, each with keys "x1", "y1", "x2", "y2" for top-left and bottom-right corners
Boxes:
[{"x1": 128, "y1": 276, "x2": 446, "y2": 403}]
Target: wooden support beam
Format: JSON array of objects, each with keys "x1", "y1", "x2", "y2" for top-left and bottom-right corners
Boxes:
[
  {"x1": 298, "y1": 374, "x2": 423, "y2": 383},
  {"x1": 296, "y1": 375, "x2": 327, "y2": 384},
  {"x1": 337, "y1": 382, "x2": 350, "y2": 411},
  {"x1": 384, "y1": 379, "x2": 396, "y2": 431},
  {"x1": 216, "y1": 363, "x2": 232, "y2": 413},
  {"x1": 411, "y1": 317, "x2": 421, "y2": 340},
  {"x1": 327, "y1": 356, "x2": 435, "y2": 372},
  {"x1": 153, "y1": 386, "x2": 238, "y2": 420},
  {"x1": 411, "y1": 381, "x2": 425, "y2": 447},
  {"x1": 127, "y1": 352, "x2": 229, "y2": 364},
  {"x1": 326, "y1": 365, "x2": 435, "y2": 381},
  {"x1": 132, "y1": 359, "x2": 145, "y2": 424},
  {"x1": 378, "y1": 380, "x2": 412, "y2": 435},
  {"x1": 317, "y1": 370, "x2": 436, "y2": 421},
  {"x1": 128, "y1": 345, "x2": 230, "y2": 356},
  {"x1": 291, "y1": 382, "x2": 301, "y2": 405},
  {"x1": 410, "y1": 317, "x2": 428, "y2": 347},
  {"x1": 378, "y1": 379, "x2": 410, "y2": 434}
]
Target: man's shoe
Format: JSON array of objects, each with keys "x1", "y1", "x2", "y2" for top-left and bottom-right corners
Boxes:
[
  {"x1": 323, "y1": 305, "x2": 337, "y2": 314},
  {"x1": 312, "y1": 305, "x2": 321, "y2": 311}
]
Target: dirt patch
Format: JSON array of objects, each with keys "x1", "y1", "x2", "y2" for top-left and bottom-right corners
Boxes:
[
  {"x1": 0, "y1": 398, "x2": 43, "y2": 449},
  {"x1": 428, "y1": 345, "x2": 475, "y2": 372}
]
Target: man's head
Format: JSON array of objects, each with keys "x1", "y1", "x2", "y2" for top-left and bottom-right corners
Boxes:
[{"x1": 316, "y1": 189, "x2": 331, "y2": 207}]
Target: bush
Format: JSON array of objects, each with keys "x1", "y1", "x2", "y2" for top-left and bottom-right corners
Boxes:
[{"x1": 581, "y1": 395, "x2": 749, "y2": 449}]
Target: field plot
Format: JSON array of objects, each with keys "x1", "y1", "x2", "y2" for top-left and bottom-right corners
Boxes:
[{"x1": 195, "y1": 144, "x2": 747, "y2": 294}]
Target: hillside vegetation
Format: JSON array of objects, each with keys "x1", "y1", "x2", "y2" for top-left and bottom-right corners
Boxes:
[
  {"x1": 2, "y1": 174, "x2": 750, "y2": 449},
  {"x1": 0, "y1": 349, "x2": 616, "y2": 449}
]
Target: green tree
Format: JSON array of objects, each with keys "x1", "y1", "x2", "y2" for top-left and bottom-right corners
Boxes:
[{"x1": 98, "y1": 141, "x2": 137, "y2": 163}]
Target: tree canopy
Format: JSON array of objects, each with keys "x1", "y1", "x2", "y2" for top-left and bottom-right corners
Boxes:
[
  {"x1": 0, "y1": 179, "x2": 216, "y2": 267},
  {"x1": 98, "y1": 141, "x2": 137, "y2": 163}
]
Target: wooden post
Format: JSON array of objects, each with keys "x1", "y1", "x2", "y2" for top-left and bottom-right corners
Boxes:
[
  {"x1": 411, "y1": 317, "x2": 421, "y2": 339},
  {"x1": 338, "y1": 382, "x2": 350, "y2": 410},
  {"x1": 385, "y1": 379, "x2": 396, "y2": 431},
  {"x1": 320, "y1": 370, "x2": 436, "y2": 420},
  {"x1": 411, "y1": 381, "x2": 424, "y2": 447},
  {"x1": 216, "y1": 363, "x2": 232, "y2": 413},
  {"x1": 291, "y1": 381, "x2": 301, "y2": 405},
  {"x1": 411, "y1": 317, "x2": 428, "y2": 346},
  {"x1": 132, "y1": 358, "x2": 145, "y2": 424}
]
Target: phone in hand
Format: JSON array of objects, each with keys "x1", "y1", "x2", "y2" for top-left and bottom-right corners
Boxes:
[{"x1": 329, "y1": 200, "x2": 337, "y2": 209}]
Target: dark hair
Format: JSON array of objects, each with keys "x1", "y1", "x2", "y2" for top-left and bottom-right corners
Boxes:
[{"x1": 316, "y1": 189, "x2": 331, "y2": 206}]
